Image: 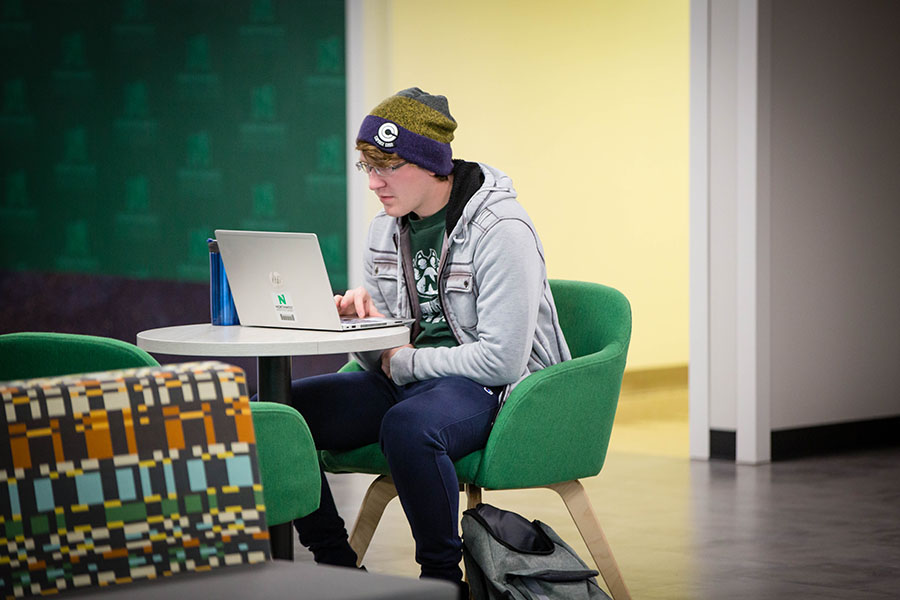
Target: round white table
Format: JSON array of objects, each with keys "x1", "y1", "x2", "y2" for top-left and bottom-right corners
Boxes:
[
  {"x1": 137, "y1": 323, "x2": 409, "y2": 561},
  {"x1": 137, "y1": 323, "x2": 409, "y2": 405}
]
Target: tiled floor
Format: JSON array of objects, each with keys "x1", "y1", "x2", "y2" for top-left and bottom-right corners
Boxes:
[{"x1": 291, "y1": 382, "x2": 900, "y2": 599}]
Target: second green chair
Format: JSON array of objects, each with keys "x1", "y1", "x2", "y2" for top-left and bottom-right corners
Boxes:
[{"x1": 0, "y1": 331, "x2": 319, "y2": 560}]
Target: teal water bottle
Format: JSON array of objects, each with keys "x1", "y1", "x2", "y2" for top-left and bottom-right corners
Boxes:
[{"x1": 208, "y1": 239, "x2": 240, "y2": 326}]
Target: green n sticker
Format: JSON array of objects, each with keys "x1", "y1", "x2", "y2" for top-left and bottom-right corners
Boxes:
[{"x1": 272, "y1": 292, "x2": 296, "y2": 322}]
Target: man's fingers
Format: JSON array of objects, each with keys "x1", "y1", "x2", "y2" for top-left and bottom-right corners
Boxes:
[
  {"x1": 335, "y1": 293, "x2": 356, "y2": 316},
  {"x1": 354, "y1": 293, "x2": 368, "y2": 318},
  {"x1": 335, "y1": 287, "x2": 383, "y2": 318},
  {"x1": 367, "y1": 297, "x2": 385, "y2": 318}
]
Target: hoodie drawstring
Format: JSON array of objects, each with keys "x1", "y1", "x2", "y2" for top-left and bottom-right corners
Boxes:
[{"x1": 451, "y1": 186, "x2": 509, "y2": 245}]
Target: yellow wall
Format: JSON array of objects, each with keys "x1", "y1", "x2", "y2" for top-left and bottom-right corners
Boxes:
[{"x1": 374, "y1": 0, "x2": 689, "y2": 370}]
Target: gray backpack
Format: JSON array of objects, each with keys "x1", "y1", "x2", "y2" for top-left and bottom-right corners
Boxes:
[{"x1": 462, "y1": 503, "x2": 611, "y2": 600}]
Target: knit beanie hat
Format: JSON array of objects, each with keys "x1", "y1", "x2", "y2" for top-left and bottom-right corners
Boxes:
[{"x1": 357, "y1": 87, "x2": 457, "y2": 176}]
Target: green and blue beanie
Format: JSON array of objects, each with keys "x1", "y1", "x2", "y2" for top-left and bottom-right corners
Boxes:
[{"x1": 357, "y1": 87, "x2": 457, "y2": 176}]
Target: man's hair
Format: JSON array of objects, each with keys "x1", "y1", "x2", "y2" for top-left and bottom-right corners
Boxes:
[
  {"x1": 356, "y1": 141, "x2": 449, "y2": 182},
  {"x1": 355, "y1": 141, "x2": 398, "y2": 167}
]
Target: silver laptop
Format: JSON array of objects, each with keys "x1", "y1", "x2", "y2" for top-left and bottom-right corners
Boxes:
[{"x1": 215, "y1": 230, "x2": 413, "y2": 331}]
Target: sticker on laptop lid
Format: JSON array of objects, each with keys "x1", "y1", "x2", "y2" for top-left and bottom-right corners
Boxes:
[{"x1": 273, "y1": 292, "x2": 296, "y2": 323}]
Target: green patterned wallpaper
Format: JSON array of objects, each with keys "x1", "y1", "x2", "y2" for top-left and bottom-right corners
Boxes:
[{"x1": 0, "y1": 0, "x2": 348, "y2": 289}]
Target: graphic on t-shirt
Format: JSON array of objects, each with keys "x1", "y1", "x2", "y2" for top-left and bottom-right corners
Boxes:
[
  {"x1": 414, "y1": 248, "x2": 439, "y2": 298},
  {"x1": 414, "y1": 248, "x2": 444, "y2": 323},
  {"x1": 421, "y1": 298, "x2": 445, "y2": 323}
]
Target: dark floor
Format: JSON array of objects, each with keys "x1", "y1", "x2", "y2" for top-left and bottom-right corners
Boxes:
[
  {"x1": 291, "y1": 446, "x2": 900, "y2": 599},
  {"x1": 678, "y1": 448, "x2": 900, "y2": 599}
]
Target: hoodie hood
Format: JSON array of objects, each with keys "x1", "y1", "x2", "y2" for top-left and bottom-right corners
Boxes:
[
  {"x1": 444, "y1": 160, "x2": 516, "y2": 245},
  {"x1": 445, "y1": 160, "x2": 484, "y2": 234}
]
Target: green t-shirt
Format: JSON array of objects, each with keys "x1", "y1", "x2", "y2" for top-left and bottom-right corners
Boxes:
[{"x1": 408, "y1": 207, "x2": 457, "y2": 348}]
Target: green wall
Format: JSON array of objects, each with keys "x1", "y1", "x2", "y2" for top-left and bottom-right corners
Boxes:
[{"x1": 0, "y1": 0, "x2": 348, "y2": 289}]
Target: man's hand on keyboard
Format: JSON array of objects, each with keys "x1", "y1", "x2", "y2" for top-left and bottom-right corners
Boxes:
[{"x1": 334, "y1": 286, "x2": 385, "y2": 318}]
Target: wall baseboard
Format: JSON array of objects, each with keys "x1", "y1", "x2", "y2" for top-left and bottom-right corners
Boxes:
[
  {"x1": 621, "y1": 364, "x2": 688, "y2": 393},
  {"x1": 711, "y1": 415, "x2": 900, "y2": 461},
  {"x1": 709, "y1": 429, "x2": 736, "y2": 460}
]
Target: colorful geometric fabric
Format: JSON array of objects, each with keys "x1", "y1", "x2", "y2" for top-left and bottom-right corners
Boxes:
[{"x1": 0, "y1": 361, "x2": 270, "y2": 599}]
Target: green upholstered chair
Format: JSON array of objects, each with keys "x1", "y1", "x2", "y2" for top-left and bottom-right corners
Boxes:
[
  {"x1": 0, "y1": 331, "x2": 159, "y2": 380},
  {"x1": 319, "y1": 280, "x2": 633, "y2": 600},
  {"x1": 0, "y1": 332, "x2": 319, "y2": 560},
  {"x1": 249, "y1": 401, "x2": 320, "y2": 559}
]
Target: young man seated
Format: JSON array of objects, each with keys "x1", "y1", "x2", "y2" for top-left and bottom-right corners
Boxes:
[{"x1": 288, "y1": 87, "x2": 571, "y2": 598}]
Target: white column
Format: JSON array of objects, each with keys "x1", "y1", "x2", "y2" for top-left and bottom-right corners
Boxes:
[
  {"x1": 345, "y1": 0, "x2": 392, "y2": 289},
  {"x1": 689, "y1": 0, "x2": 711, "y2": 460},
  {"x1": 735, "y1": 0, "x2": 770, "y2": 464},
  {"x1": 345, "y1": 0, "x2": 366, "y2": 290}
]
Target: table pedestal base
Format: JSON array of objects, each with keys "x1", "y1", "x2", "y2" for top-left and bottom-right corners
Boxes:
[
  {"x1": 270, "y1": 522, "x2": 295, "y2": 561},
  {"x1": 257, "y1": 356, "x2": 292, "y2": 404},
  {"x1": 256, "y1": 355, "x2": 295, "y2": 560}
]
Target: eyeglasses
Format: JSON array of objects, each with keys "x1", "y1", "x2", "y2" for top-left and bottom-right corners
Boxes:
[{"x1": 355, "y1": 160, "x2": 409, "y2": 177}]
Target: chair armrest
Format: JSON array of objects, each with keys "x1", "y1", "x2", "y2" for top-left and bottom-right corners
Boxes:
[
  {"x1": 474, "y1": 341, "x2": 628, "y2": 489},
  {"x1": 250, "y1": 402, "x2": 321, "y2": 525}
]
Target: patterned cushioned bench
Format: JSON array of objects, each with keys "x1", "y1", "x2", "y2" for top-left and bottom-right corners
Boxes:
[{"x1": 0, "y1": 361, "x2": 272, "y2": 597}]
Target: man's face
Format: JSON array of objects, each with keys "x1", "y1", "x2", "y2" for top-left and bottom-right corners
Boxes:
[{"x1": 361, "y1": 152, "x2": 439, "y2": 218}]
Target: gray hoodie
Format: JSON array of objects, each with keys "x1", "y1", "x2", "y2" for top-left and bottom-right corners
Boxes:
[{"x1": 352, "y1": 160, "x2": 571, "y2": 397}]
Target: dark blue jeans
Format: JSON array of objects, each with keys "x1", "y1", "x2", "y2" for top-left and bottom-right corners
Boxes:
[{"x1": 288, "y1": 369, "x2": 500, "y2": 583}]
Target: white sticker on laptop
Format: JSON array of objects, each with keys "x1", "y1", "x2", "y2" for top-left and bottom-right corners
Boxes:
[{"x1": 272, "y1": 292, "x2": 296, "y2": 322}]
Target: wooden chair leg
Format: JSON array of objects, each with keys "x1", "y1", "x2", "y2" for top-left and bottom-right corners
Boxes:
[
  {"x1": 348, "y1": 475, "x2": 398, "y2": 566},
  {"x1": 348, "y1": 479, "x2": 482, "y2": 567},
  {"x1": 547, "y1": 480, "x2": 631, "y2": 600},
  {"x1": 464, "y1": 483, "x2": 482, "y2": 509}
]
